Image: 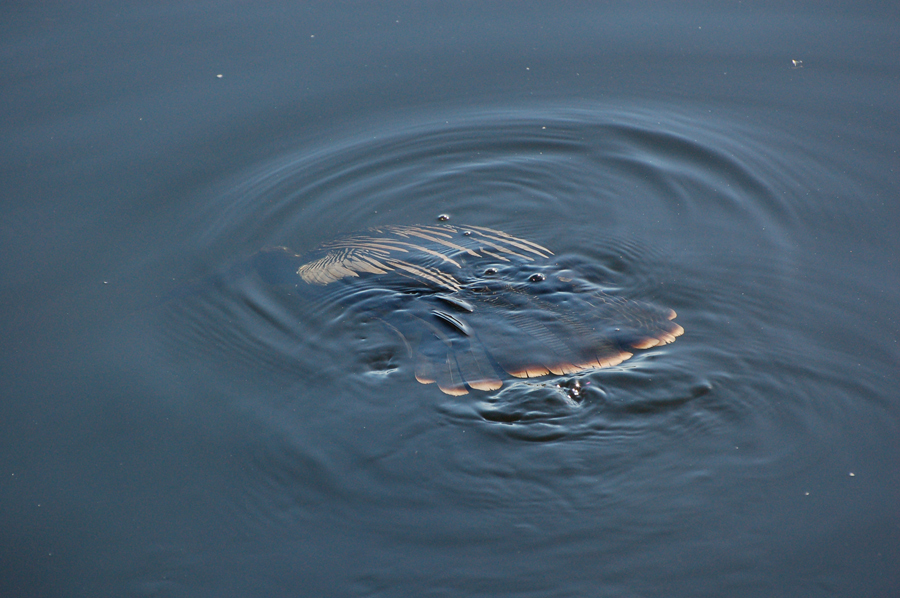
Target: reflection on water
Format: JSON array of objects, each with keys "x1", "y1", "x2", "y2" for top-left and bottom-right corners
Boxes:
[{"x1": 259, "y1": 223, "x2": 682, "y2": 395}]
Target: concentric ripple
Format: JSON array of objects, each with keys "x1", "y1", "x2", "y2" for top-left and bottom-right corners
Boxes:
[{"x1": 163, "y1": 103, "x2": 818, "y2": 444}]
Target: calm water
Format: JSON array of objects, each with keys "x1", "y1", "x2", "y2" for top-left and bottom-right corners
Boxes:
[{"x1": 2, "y1": 2, "x2": 899, "y2": 597}]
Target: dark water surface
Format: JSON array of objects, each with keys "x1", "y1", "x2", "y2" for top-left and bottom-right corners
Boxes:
[{"x1": 3, "y1": 2, "x2": 899, "y2": 597}]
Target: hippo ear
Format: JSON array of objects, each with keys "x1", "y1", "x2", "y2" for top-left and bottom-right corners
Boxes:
[{"x1": 251, "y1": 247, "x2": 305, "y2": 286}]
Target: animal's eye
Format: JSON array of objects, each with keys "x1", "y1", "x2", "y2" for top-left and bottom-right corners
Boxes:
[
  {"x1": 529, "y1": 273, "x2": 545, "y2": 282},
  {"x1": 484, "y1": 267, "x2": 498, "y2": 276}
]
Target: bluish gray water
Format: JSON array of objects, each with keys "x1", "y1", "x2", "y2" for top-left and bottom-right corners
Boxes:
[{"x1": 2, "y1": 2, "x2": 898, "y2": 597}]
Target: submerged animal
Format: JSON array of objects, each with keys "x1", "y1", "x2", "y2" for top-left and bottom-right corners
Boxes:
[{"x1": 254, "y1": 224, "x2": 683, "y2": 395}]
